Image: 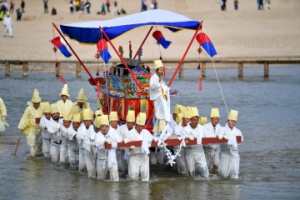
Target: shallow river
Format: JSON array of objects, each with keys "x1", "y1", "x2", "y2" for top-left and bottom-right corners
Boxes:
[{"x1": 0, "y1": 65, "x2": 299, "y2": 199}]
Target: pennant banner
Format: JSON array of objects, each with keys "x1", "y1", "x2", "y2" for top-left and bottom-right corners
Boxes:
[
  {"x1": 51, "y1": 36, "x2": 72, "y2": 57},
  {"x1": 97, "y1": 39, "x2": 111, "y2": 64},
  {"x1": 196, "y1": 33, "x2": 217, "y2": 57},
  {"x1": 152, "y1": 30, "x2": 172, "y2": 49}
]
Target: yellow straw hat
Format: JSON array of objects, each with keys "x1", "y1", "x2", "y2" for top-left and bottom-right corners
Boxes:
[
  {"x1": 199, "y1": 116, "x2": 207, "y2": 125},
  {"x1": 136, "y1": 112, "x2": 146, "y2": 125},
  {"x1": 210, "y1": 108, "x2": 220, "y2": 118},
  {"x1": 76, "y1": 88, "x2": 87, "y2": 103},
  {"x1": 126, "y1": 110, "x2": 135, "y2": 122},
  {"x1": 109, "y1": 111, "x2": 119, "y2": 121},
  {"x1": 176, "y1": 113, "x2": 183, "y2": 124},
  {"x1": 154, "y1": 60, "x2": 163, "y2": 70},
  {"x1": 31, "y1": 89, "x2": 42, "y2": 103},
  {"x1": 51, "y1": 103, "x2": 59, "y2": 114},
  {"x1": 228, "y1": 110, "x2": 238, "y2": 121},
  {"x1": 173, "y1": 104, "x2": 183, "y2": 114},
  {"x1": 41, "y1": 102, "x2": 51, "y2": 113},
  {"x1": 183, "y1": 107, "x2": 191, "y2": 118},
  {"x1": 95, "y1": 109, "x2": 103, "y2": 116},
  {"x1": 99, "y1": 115, "x2": 109, "y2": 126},
  {"x1": 82, "y1": 109, "x2": 93, "y2": 120},
  {"x1": 72, "y1": 113, "x2": 81, "y2": 122},
  {"x1": 93, "y1": 116, "x2": 102, "y2": 128},
  {"x1": 64, "y1": 109, "x2": 73, "y2": 121},
  {"x1": 59, "y1": 84, "x2": 70, "y2": 97},
  {"x1": 190, "y1": 107, "x2": 199, "y2": 118}
]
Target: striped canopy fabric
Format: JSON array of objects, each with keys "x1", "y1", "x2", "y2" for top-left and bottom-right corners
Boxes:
[{"x1": 60, "y1": 9, "x2": 201, "y2": 44}]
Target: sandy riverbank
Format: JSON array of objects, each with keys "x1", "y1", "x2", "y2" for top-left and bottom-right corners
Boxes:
[{"x1": 0, "y1": 0, "x2": 300, "y2": 64}]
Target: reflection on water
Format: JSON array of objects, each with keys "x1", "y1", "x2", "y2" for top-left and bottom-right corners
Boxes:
[{"x1": 0, "y1": 66, "x2": 300, "y2": 199}]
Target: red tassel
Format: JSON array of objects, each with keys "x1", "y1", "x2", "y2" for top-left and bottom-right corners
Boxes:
[
  {"x1": 163, "y1": 66, "x2": 166, "y2": 78},
  {"x1": 60, "y1": 75, "x2": 67, "y2": 84},
  {"x1": 198, "y1": 75, "x2": 202, "y2": 91}
]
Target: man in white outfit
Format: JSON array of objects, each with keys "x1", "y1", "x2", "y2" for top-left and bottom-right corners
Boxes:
[
  {"x1": 39, "y1": 102, "x2": 52, "y2": 157},
  {"x1": 47, "y1": 103, "x2": 63, "y2": 163},
  {"x1": 125, "y1": 112, "x2": 155, "y2": 181},
  {"x1": 67, "y1": 113, "x2": 81, "y2": 170},
  {"x1": 219, "y1": 110, "x2": 243, "y2": 179},
  {"x1": 3, "y1": 11, "x2": 13, "y2": 37},
  {"x1": 150, "y1": 60, "x2": 170, "y2": 165},
  {"x1": 93, "y1": 115, "x2": 121, "y2": 181},
  {"x1": 203, "y1": 108, "x2": 222, "y2": 172},
  {"x1": 118, "y1": 110, "x2": 135, "y2": 176},
  {"x1": 184, "y1": 107, "x2": 209, "y2": 178},
  {"x1": 77, "y1": 108, "x2": 94, "y2": 171},
  {"x1": 60, "y1": 109, "x2": 73, "y2": 164}
]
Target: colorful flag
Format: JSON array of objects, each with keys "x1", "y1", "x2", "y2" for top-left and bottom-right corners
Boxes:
[
  {"x1": 97, "y1": 39, "x2": 111, "y2": 64},
  {"x1": 51, "y1": 36, "x2": 72, "y2": 57},
  {"x1": 152, "y1": 30, "x2": 172, "y2": 49},
  {"x1": 196, "y1": 33, "x2": 217, "y2": 57}
]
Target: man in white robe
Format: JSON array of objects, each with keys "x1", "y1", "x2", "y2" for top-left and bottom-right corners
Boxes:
[
  {"x1": 39, "y1": 102, "x2": 51, "y2": 157},
  {"x1": 60, "y1": 109, "x2": 73, "y2": 164},
  {"x1": 57, "y1": 84, "x2": 73, "y2": 118},
  {"x1": 67, "y1": 113, "x2": 81, "y2": 170},
  {"x1": 0, "y1": 97, "x2": 9, "y2": 132},
  {"x1": 125, "y1": 113, "x2": 156, "y2": 181},
  {"x1": 219, "y1": 110, "x2": 243, "y2": 179},
  {"x1": 77, "y1": 109, "x2": 94, "y2": 171},
  {"x1": 203, "y1": 108, "x2": 223, "y2": 172},
  {"x1": 183, "y1": 107, "x2": 209, "y2": 178}
]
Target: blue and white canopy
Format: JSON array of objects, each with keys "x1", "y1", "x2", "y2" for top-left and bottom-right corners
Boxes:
[{"x1": 60, "y1": 9, "x2": 201, "y2": 44}]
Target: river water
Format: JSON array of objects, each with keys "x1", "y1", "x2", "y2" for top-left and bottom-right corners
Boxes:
[{"x1": 0, "y1": 65, "x2": 300, "y2": 199}]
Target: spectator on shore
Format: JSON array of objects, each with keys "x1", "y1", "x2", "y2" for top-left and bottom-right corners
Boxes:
[
  {"x1": 20, "y1": 0, "x2": 25, "y2": 13},
  {"x1": 51, "y1": 7, "x2": 57, "y2": 15},
  {"x1": 141, "y1": 0, "x2": 147, "y2": 11},
  {"x1": 258, "y1": 0, "x2": 263, "y2": 10},
  {"x1": 98, "y1": 3, "x2": 105, "y2": 15},
  {"x1": 120, "y1": 7, "x2": 126, "y2": 15},
  {"x1": 106, "y1": 0, "x2": 110, "y2": 12},
  {"x1": 16, "y1": 7, "x2": 21, "y2": 20},
  {"x1": 69, "y1": 0, "x2": 74, "y2": 14},
  {"x1": 85, "y1": 0, "x2": 91, "y2": 14},
  {"x1": 234, "y1": 0, "x2": 238, "y2": 10},
  {"x1": 264, "y1": 0, "x2": 270, "y2": 10},
  {"x1": 44, "y1": 0, "x2": 48, "y2": 14},
  {"x1": 9, "y1": 0, "x2": 14, "y2": 13}
]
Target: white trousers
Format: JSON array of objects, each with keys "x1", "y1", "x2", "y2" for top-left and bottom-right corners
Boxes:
[{"x1": 129, "y1": 154, "x2": 150, "y2": 181}]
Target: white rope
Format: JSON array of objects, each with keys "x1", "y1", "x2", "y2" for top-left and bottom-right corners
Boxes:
[{"x1": 211, "y1": 58, "x2": 229, "y2": 115}]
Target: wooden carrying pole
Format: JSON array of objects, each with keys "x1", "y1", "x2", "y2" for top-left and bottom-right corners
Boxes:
[
  {"x1": 14, "y1": 131, "x2": 23, "y2": 156},
  {"x1": 133, "y1": 26, "x2": 153, "y2": 59},
  {"x1": 167, "y1": 23, "x2": 202, "y2": 87},
  {"x1": 52, "y1": 22, "x2": 97, "y2": 85}
]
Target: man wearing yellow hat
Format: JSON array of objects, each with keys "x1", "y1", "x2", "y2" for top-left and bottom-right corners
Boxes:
[
  {"x1": 60, "y1": 109, "x2": 73, "y2": 164},
  {"x1": 125, "y1": 112, "x2": 154, "y2": 181},
  {"x1": 183, "y1": 107, "x2": 209, "y2": 178},
  {"x1": 118, "y1": 110, "x2": 135, "y2": 176},
  {"x1": 150, "y1": 60, "x2": 171, "y2": 136},
  {"x1": 39, "y1": 102, "x2": 52, "y2": 157},
  {"x1": 57, "y1": 84, "x2": 73, "y2": 118},
  {"x1": 3, "y1": 11, "x2": 13, "y2": 38},
  {"x1": 18, "y1": 89, "x2": 43, "y2": 157},
  {"x1": 219, "y1": 110, "x2": 243, "y2": 179},
  {"x1": 67, "y1": 113, "x2": 81, "y2": 170},
  {"x1": 174, "y1": 106, "x2": 192, "y2": 174},
  {"x1": 47, "y1": 103, "x2": 62, "y2": 163},
  {"x1": 203, "y1": 108, "x2": 223, "y2": 172},
  {"x1": 77, "y1": 108, "x2": 94, "y2": 171},
  {"x1": 84, "y1": 116, "x2": 101, "y2": 178},
  {"x1": 0, "y1": 97, "x2": 9, "y2": 132},
  {"x1": 109, "y1": 111, "x2": 120, "y2": 132},
  {"x1": 71, "y1": 88, "x2": 90, "y2": 115},
  {"x1": 172, "y1": 104, "x2": 184, "y2": 122},
  {"x1": 93, "y1": 115, "x2": 122, "y2": 181}
]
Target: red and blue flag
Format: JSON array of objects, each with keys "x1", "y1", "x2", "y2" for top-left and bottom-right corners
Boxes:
[
  {"x1": 152, "y1": 30, "x2": 172, "y2": 49},
  {"x1": 196, "y1": 33, "x2": 217, "y2": 57},
  {"x1": 51, "y1": 36, "x2": 72, "y2": 57},
  {"x1": 97, "y1": 39, "x2": 111, "y2": 64}
]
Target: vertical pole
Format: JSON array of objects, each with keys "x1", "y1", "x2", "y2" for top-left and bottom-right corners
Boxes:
[
  {"x1": 55, "y1": 61, "x2": 61, "y2": 77},
  {"x1": 5, "y1": 61, "x2": 10, "y2": 76},
  {"x1": 202, "y1": 62, "x2": 206, "y2": 77},
  {"x1": 264, "y1": 62, "x2": 269, "y2": 77},
  {"x1": 133, "y1": 26, "x2": 153, "y2": 60},
  {"x1": 168, "y1": 23, "x2": 202, "y2": 87},
  {"x1": 23, "y1": 62, "x2": 29, "y2": 76},
  {"x1": 238, "y1": 62, "x2": 243, "y2": 78},
  {"x1": 76, "y1": 62, "x2": 82, "y2": 77},
  {"x1": 179, "y1": 63, "x2": 184, "y2": 79}
]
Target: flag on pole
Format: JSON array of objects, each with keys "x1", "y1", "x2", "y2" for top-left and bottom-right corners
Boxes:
[
  {"x1": 51, "y1": 36, "x2": 72, "y2": 57},
  {"x1": 97, "y1": 39, "x2": 111, "y2": 64},
  {"x1": 152, "y1": 30, "x2": 172, "y2": 49},
  {"x1": 196, "y1": 33, "x2": 217, "y2": 57}
]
